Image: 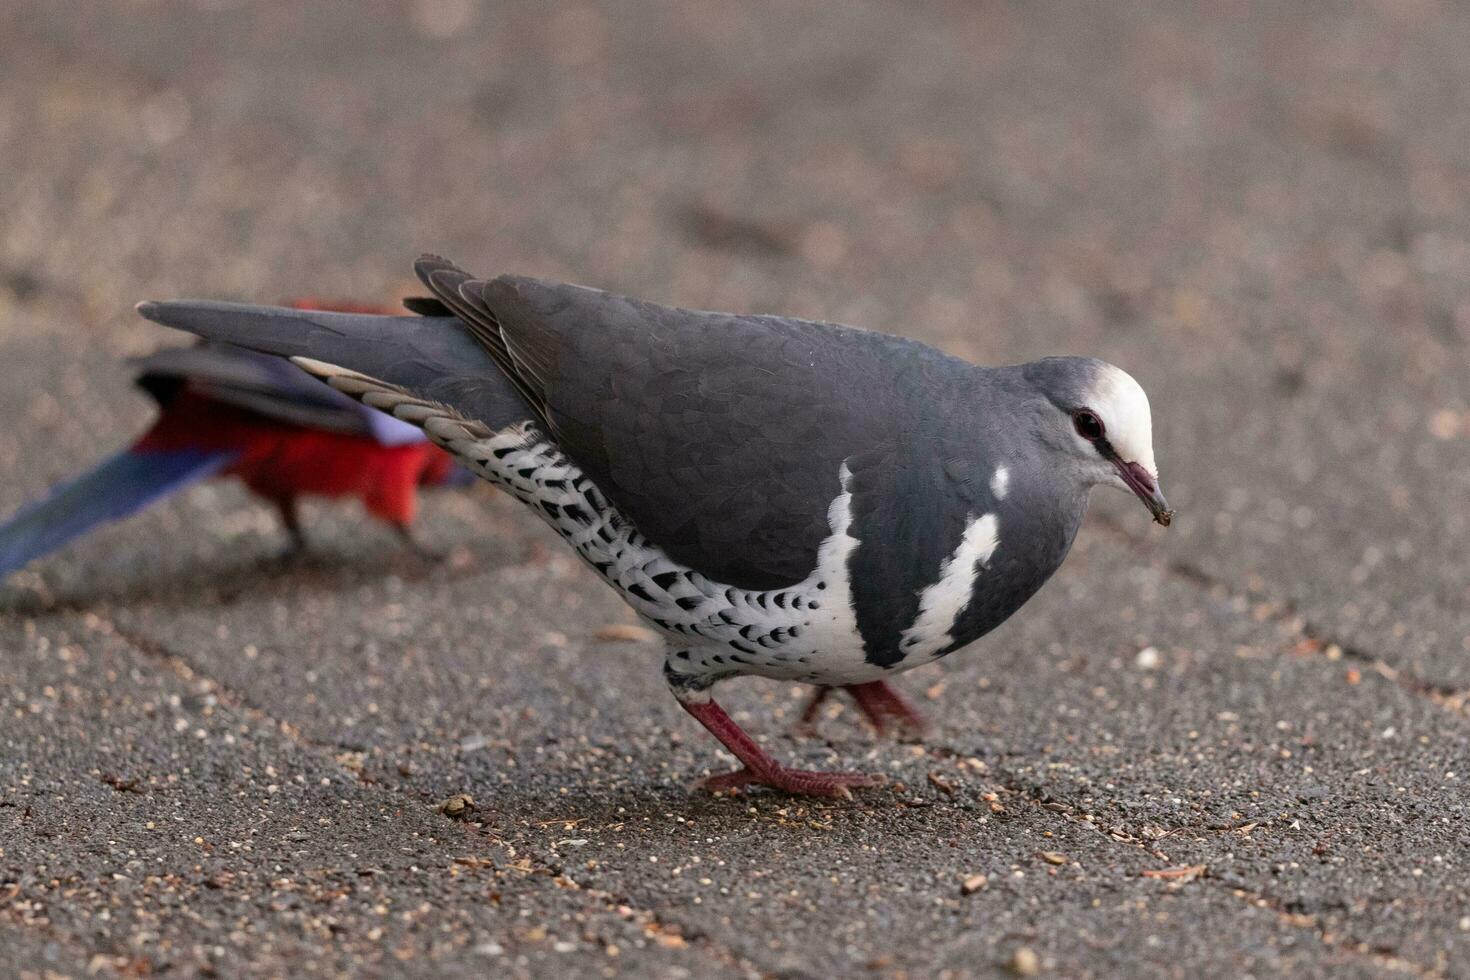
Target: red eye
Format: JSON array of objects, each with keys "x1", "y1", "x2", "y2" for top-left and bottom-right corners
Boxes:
[{"x1": 1073, "y1": 410, "x2": 1105, "y2": 440}]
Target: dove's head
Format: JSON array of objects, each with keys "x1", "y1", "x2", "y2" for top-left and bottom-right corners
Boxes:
[{"x1": 1023, "y1": 357, "x2": 1172, "y2": 526}]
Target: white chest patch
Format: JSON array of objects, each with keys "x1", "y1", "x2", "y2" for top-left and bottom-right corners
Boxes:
[
  {"x1": 990, "y1": 465, "x2": 1010, "y2": 500},
  {"x1": 897, "y1": 513, "x2": 1000, "y2": 661}
]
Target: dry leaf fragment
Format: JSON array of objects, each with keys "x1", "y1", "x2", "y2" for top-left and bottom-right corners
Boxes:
[
  {"x1": 1141, "y1": 864, "x2": 1206, "y2": 880},
  {"x1": 594, "y1": 624, "x2": 659, "y2": 643}
]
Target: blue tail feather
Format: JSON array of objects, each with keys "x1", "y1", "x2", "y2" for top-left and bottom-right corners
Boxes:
[
  {"x1": 439, "y1": 462, "x2": 478, "y2": 487},
  {"x1": 0, "y1": 448, "x2": 238, "y2": 578}
]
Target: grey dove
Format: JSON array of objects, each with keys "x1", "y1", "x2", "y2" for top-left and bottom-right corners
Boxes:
[{"x1": 138, "y1": 256, "x2": 1171, "y2": 798}]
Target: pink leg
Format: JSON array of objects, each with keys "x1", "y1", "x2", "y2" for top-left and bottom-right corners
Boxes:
[
  {"x1": 796, "y1": 681, "x2": 928, "y2": 737},
  {"x1": 796, "y1": 686, "x2": 836, "y2": 729},
  {"x1": 846, "y1": 681, "x2": 928, "y2": 737},
  {"x1": 680, "y1": 697, "x2": 885, "y2": 799}
]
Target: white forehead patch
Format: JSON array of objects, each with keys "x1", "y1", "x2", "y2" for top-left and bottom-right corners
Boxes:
[{"x1": 1086, "y1": 364, "x2": 1157, "y2": 477}]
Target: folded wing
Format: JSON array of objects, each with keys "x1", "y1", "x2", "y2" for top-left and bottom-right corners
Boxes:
[{"x1": 416, "y1": 256, "x2": 975, "y2": 591}]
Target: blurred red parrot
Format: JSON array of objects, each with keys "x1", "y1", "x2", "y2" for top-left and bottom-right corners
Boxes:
[{"x1": 0, "y1": 299, "x2": 469, "y2": 577}]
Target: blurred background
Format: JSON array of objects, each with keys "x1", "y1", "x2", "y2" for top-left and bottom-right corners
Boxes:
[
  {"x1": 2, "y1": 1, "x2": 1470, "y2": 628},
  {"x1": 2, "y1": 0, "x2": 1465, "y2": 673},
  {"x1": 1, "y1": 2, "x2": 1469, "y2": 975}
]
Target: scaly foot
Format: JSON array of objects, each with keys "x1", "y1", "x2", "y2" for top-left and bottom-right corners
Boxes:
[
  {"x1": 696, "y1": 766, "x2": 885, "y2": 800},
  {"x1": 675, "y1": 685, "x2": 886, "y2": 800}
]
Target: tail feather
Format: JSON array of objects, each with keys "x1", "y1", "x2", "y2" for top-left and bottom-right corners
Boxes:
[
  {"x1": 432, "y1": 461, "x2": 479, "y2": 487},
  {"x1": 135, "y1": 300, "x2": 529, "y2": 432},
  {"x1": 0, "y1": 448, "x2": 237, "y2": 578}
]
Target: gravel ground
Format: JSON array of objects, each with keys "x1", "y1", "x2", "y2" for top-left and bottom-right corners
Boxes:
[{"x1": 1, "y1": 1, "x2": 1468, "y2": 977}]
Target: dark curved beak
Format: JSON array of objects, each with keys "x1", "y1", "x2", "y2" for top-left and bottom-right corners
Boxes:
[{"x1": 1115, "y1": 460, "x2": 1172, "y2": 526}]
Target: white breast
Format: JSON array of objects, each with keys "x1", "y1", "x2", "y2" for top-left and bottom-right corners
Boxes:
[{"x1": 897, "y1": 513, "x2": 1000, "y2": 661}]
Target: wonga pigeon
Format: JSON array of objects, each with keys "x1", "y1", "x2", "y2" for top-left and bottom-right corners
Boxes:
[
  {"x1": 0, "y1": 301, "x2": 467, "y2": 579},
  {"x1": 138, "y1": 256, "x2": 1171, "y2": 798}
]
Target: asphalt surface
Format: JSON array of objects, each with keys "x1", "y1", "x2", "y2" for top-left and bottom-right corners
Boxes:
[{"x1": 2, "y1": 1, "x2": 1468, "y2": 977}]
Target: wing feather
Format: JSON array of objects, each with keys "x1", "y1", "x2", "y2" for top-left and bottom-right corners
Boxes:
[
  {"x1": 425, "y1": 261, "x2": 978, "y2": 590},
  {"x1": 413, "y1": 255, "x2": 550, "y2": 421}
]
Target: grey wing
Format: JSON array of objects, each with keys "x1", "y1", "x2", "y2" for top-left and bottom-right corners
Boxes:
[{"x1": 416, "y1": 256, "x2": 970, "y2": 591}]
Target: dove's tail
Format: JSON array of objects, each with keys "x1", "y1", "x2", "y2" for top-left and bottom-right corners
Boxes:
[
  {"x1": 0, "y1": 445, "x2": 237, "y2": 578},
  {"x1": 135, "y1": 300, "x2": 528, "y2": 433}
]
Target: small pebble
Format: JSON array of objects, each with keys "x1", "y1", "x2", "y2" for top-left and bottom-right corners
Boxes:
[
  {"x1": 1428, "y1": 409, "x2": 1461, "y2": 441},
  {"x1": 1135, "y1": 646, "x2": 1161, "y2": 670},
  {"x1": 439, "y1": 793, "x2": 477, "y2": 820},
  {"x1": 1009, "y1": 947, "x2": 1041, "y2": 976},
  {"x1": 960, "y1": 874, "x2": 988, "y2": 895}
]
